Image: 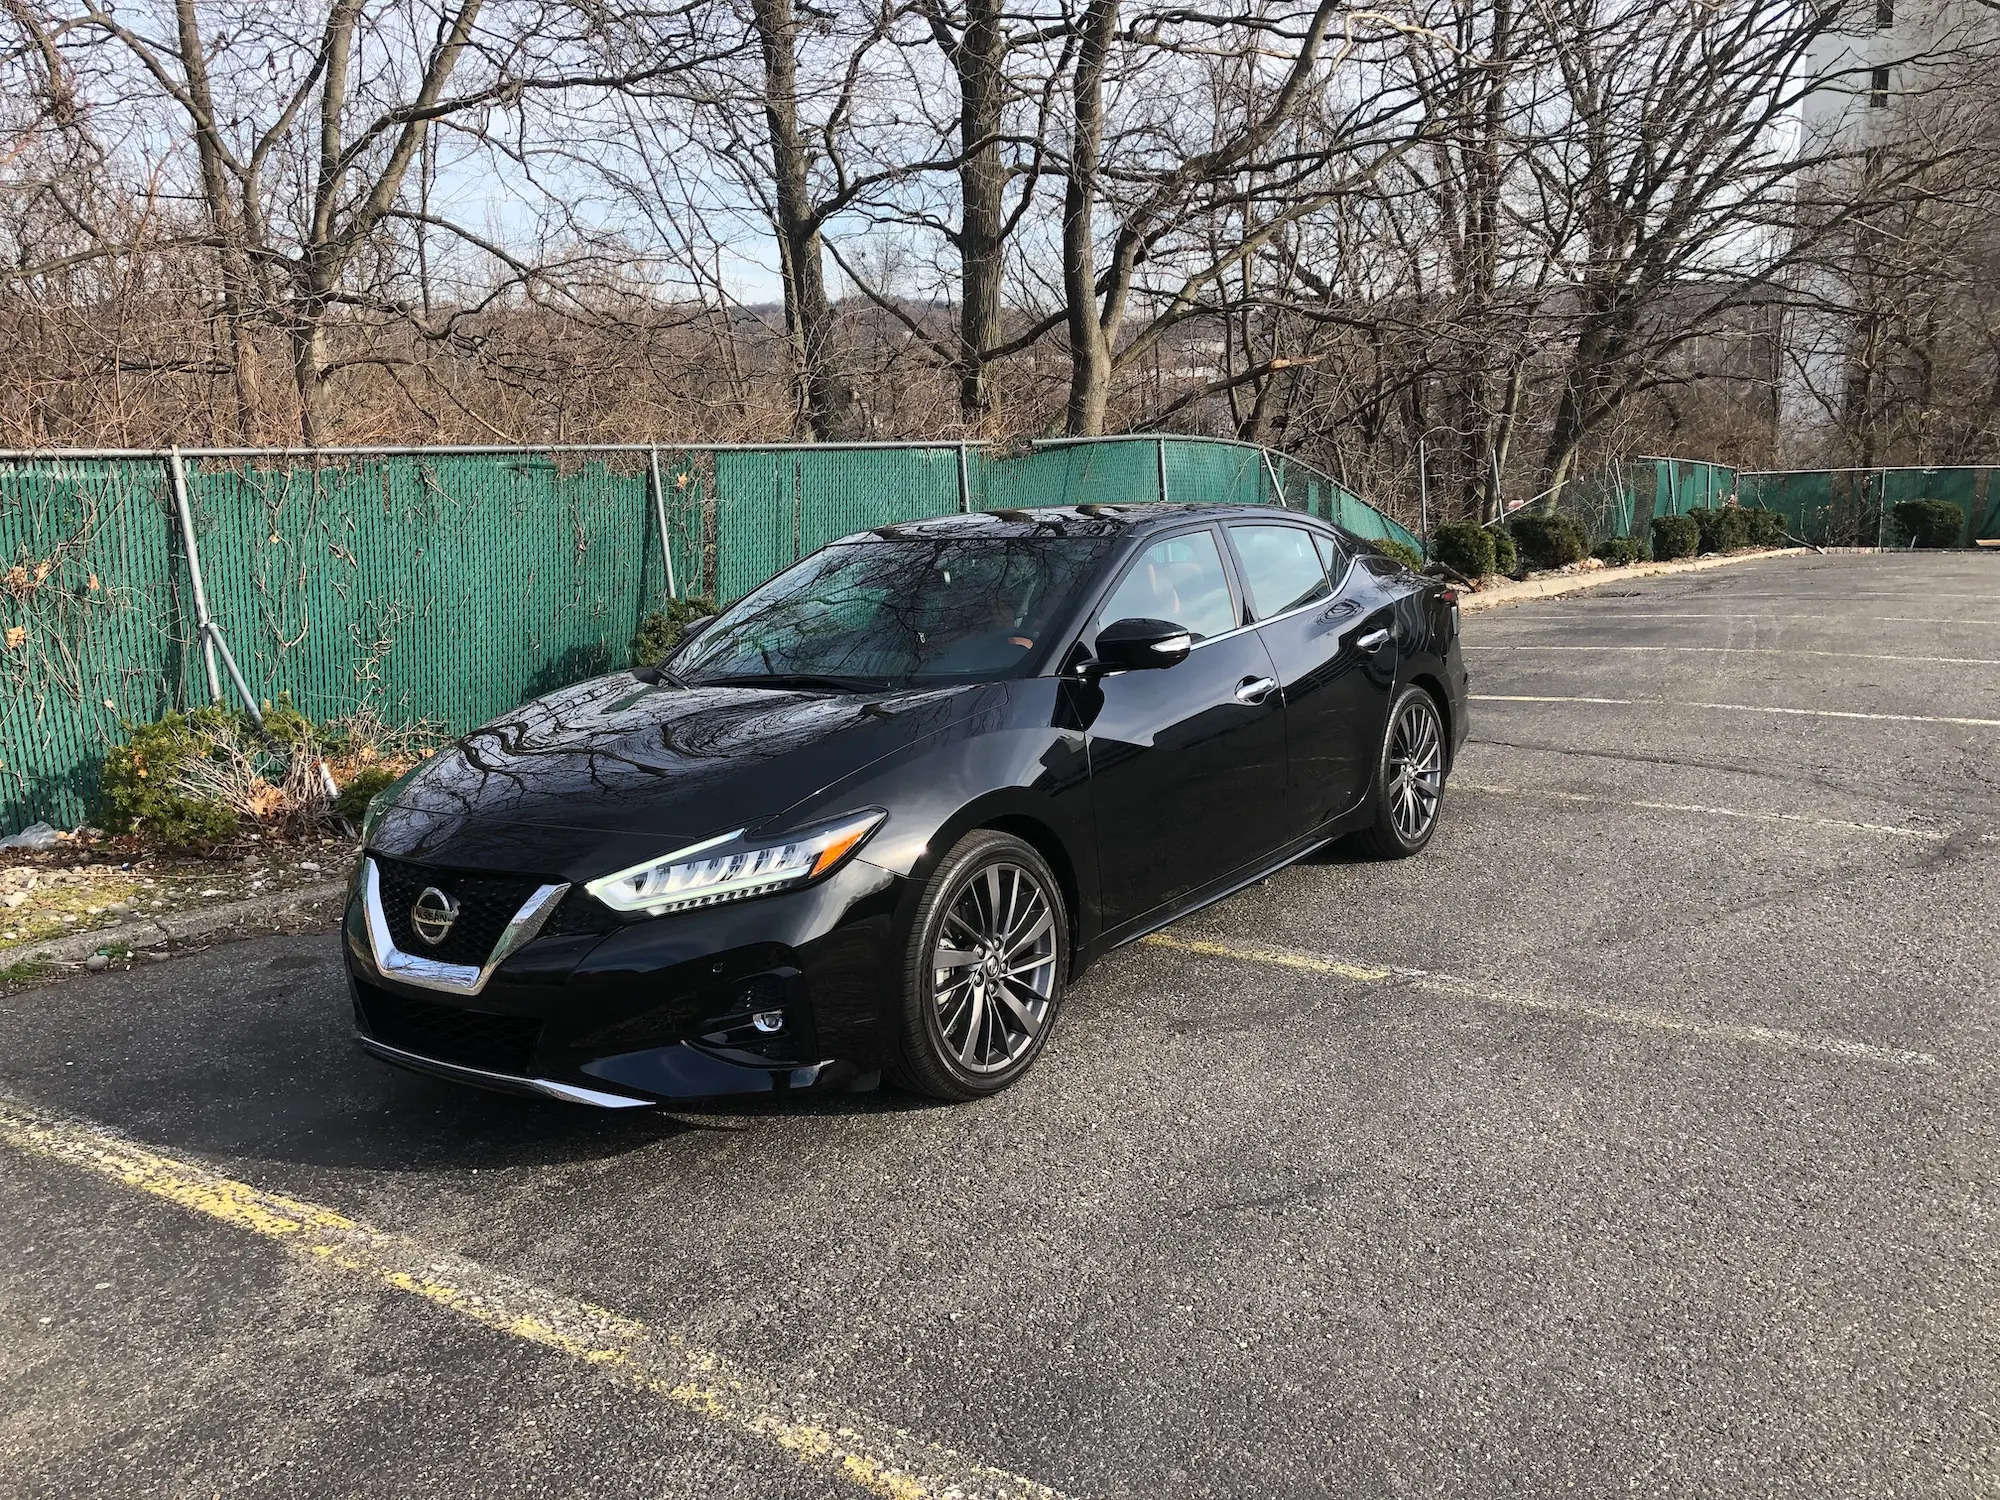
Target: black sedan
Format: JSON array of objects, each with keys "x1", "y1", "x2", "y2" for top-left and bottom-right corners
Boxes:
[{"x1": 345, "y1": 503, "x2": 1468, "y2": 1106}]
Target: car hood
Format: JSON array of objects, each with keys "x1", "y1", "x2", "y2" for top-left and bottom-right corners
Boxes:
[{"x1": 368, "y1": 673, "x2": 992, "y2": 874}]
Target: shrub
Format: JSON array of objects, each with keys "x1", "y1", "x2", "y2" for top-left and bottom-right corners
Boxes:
[
  {"x1": 1689, "y1": 505, "x2": 1750, "y2": 554},
  {"x1": 1741, "y1": 507, "x2": 1787, "y2": 548},
  {"x1": 1431, "y1": 521, "x2": 1496, "y2": 579},
  {"x1": 1593, "y1": 537, "x2": 1645, "y2": 567},
  {"x1": 335, "y1": 765, "x2": 400, "y2": 824},
  {"x1": 631, "y1": 593, "x2": 720, "y2": 667},
  {"x1": 99, "y1": 702, "x2": 437, "y2": 851},
  {"x1": 1373, "y1": 538, "x2": 1424, "y2": 572},
  {"x1": 97, "y1": 707, "x2": 245, "y2": 852},
  {"x1": 1491, "y1": 525, "x2": 1520, "y2": 577},
  {"x1": 1891, "y1": 499, "x2": 1965, "y2": 548},
  {"x1": 1651, "y1": 514, "x2": 1700, "y2": 560},
  {"x1": 1508, "y1": 512, "x2": 1586, "y2": 571}
]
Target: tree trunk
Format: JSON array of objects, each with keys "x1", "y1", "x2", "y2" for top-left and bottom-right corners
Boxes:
[
  {"x1": 1062, "y1": 0, "x2": 1119, "y2": 436},
  {"x1": 750, "y1": 0, "x2": 859, "y2": 441},
  {"x1": 173, "y1": 0, "x2": 264, "y2": 440},
  {"x1": 290, "y1": 314, "x2": 327, "y2": 448},
  {"x1": 952, "y1": 0, "x2": 1007, "y2": 428}
]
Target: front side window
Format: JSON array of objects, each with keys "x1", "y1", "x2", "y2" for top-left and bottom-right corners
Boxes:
[
  {"x1": 675, "y1": 536, "x2": 1110, "y2": 688},
  {"x1": 1229, "y1": 524, "x2": 1332, "y2": 619},
  {"x1": 1095, "y1": 530, "x2": 1237, "y2": 641}
]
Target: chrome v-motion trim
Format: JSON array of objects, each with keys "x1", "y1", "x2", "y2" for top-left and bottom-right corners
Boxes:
[{"x1": 359, "y1": 857, "x2": 568, "y2": 997}]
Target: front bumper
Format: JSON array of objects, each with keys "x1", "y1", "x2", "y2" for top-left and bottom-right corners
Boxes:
[{"x1": 343, "y1": 853, "x2": 908, "y2": 1107}]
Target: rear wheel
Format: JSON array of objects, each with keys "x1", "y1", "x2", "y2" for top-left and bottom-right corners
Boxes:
[
  {"x1": 890, "y1": 830, "x2": 1069, "y2": 1101},
  {"x1": 1358, "y1": 685, "x2": 1447, "y2": 858}
]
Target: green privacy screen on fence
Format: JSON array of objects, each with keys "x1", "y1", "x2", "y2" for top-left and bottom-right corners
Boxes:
[
  {"x1": 1554, "y1": 458, "x2": 1744, "y2": 543},
  {"x1": 0, "y1": 436, "x2": 1421, "y2": 831},
  {"x1": 1735, "y1": 467, "x2": 2000, "y2": 548},
  {"x1": 1554, "y1": 460, "x2": 2000, "y2": 548}
]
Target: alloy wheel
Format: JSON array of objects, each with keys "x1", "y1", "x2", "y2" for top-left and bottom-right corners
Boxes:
[
  {"x1": 1387, "y1": 695, "x2": 1444, "y2": 844},
  {"x1": 931, "y1": 862, "x2": 1058, "y2": 1074}
]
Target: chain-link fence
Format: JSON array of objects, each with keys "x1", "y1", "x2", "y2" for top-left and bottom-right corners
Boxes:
[
  {"x1": 1736, "y1": 467, "x2": 2000, "y2": 548},
  {"x1": 0, "y1": 435, "x2": 1422, "y2": 830},
  {"x1": 1547, "y1": 459, "x2": 1999, "y2": 550}
]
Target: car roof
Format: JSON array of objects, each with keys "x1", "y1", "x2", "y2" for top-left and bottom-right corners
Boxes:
[{"x1": 834, "y1": 503, "x2": 1330, "y2": 543}]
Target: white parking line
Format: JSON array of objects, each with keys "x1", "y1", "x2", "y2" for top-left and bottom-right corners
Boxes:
[
  {"x1": 1497, "y1": 612, "x2": 2000, "y2": 628},
  {"x1": 1141, "y1": 933, "x2": 1940, "y2": 1071},
  {"x1": 1454, "y1": 781, "x2": 1956, "y2": 840},
  {"x1": 1470, "y1": 694, "x2": 2000, "y2": 728},
  {"x1": 1692, "y1": 591, "x2": 1999, "y2": 602},
  {"x1": 1466, "y1": 645, "x2": 2000, "y2": 667}
]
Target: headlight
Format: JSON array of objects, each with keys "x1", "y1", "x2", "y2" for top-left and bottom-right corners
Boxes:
[{"x1": 585, "y1": 810, "x2": 885, "y2": 916}]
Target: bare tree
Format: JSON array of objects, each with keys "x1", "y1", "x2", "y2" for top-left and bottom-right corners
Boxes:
[
  {"x1": 1522, "y1": 0, "x2": 1973, "y2": 500},
  {"x1": 4, "y1": 1, "x2": 714, "y2": 443}
]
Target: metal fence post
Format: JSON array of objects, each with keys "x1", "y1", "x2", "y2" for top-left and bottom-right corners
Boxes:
[
  {"x1": 166, "y1": 447, "x2": 223, "y2": 704},
  {"x1": 165, "y1": 447, "x2": 340, "y2": 804},
  {"x1": 956, "y1": 442, "x2": 972, "y2": 513},
  {"x1": 647, "y1": 445, "x2": 677, "y2": 599},
  {"x1": 1156, "y1": 438, "x2": 1169, "y2": 503},
  {"x1": 1260, "y1": 449, "x2": 1286, "y2": 510}
]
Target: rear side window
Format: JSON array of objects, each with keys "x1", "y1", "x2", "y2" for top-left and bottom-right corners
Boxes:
[
  {"x1": 1314, "y1": 532, "x2": 1345, "y2": 578},
  {"x1": 1228, "y1": 524, "x2": 1332, "y2": 619},
  {"x1": 1097, "y1": 530, "x2": 1237, "y2": 641}
]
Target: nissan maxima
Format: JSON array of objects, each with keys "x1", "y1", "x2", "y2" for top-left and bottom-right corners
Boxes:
[{"x1": 345, "y1": 503, "x2": 1468, "y2": 1106}]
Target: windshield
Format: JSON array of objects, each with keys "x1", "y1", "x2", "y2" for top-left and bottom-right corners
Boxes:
[{"x1": 674, "y1": 535, "x2": 1111, "y2": 690}]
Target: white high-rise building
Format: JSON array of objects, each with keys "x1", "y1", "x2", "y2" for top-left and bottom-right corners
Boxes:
[{"x1": 1780, "y1": 0, "x2": 1994, "y2": 450}]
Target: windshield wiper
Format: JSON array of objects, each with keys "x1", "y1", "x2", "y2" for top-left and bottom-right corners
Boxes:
[
  {"x1": 698, "y1": 672, "x2": 894, "y2": 693},
  {"x1": 631, "y1": 664, "x2": 689, "y2": 689}
]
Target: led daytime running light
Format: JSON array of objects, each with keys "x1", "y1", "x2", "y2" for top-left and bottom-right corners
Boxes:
[{"x1": 586, "y1": 812, "x2": 884, "y2": 916}]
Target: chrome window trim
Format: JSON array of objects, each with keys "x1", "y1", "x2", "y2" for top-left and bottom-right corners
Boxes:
[
  {"x1": 359, "y1": 857, "x2": 569, "y2": 997},
  {"x1": 1089, "y1": 522, "x2": 1241, "y2": 646},
  {"x1": 1189, "y1": 521, "x2": 1363, "y2": 651},
  {"x1": 1189, "y1": 592, "x2": 1331, "y2": 651},
  {"x1": 354, "y1": 1035, "x2": 652, "y2": 1109},
  {"x1": 1059, "y1": 514, "x2": 1364, "y2": 671},
  {"x1": 1221, "y1": 518, "x2": 1345, "y2": 625}
]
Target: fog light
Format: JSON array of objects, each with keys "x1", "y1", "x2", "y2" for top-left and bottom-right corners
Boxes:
[{"x1": 751, "y1": 1010, "x2": 785, "y2": 1034}]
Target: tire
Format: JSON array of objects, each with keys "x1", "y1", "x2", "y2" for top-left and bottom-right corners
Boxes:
[
  {"x1": 1357, "y1": 684, "x2": 1449, "y2": 859},
  {"x1": 888, "y1": 830, "x2": 1071, "y2": 1102}
]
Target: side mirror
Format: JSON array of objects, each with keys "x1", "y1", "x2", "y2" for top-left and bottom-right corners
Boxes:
[
  {"x1": 1090, "y1": 616, "x2": 1193, "y2": 674},
  {"x1": 677, "y1": 614, "x2": 717, "y2": 644}
]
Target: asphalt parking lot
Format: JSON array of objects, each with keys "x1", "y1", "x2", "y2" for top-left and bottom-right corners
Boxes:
[{"x1": 2, "y1": 551, "x2": 1993, "y2": 1499}]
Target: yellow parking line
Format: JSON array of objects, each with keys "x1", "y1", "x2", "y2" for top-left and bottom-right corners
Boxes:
[
  {"x1": 0, "y1": 1097, "x2": 1075, "y2": 1500},
  {"x1": 1141, "y1": 931, "x2": 1393, "y2": 982},
  {"x1": 1140, "y1": 936, "x2": 1940, "y2": 1071}
]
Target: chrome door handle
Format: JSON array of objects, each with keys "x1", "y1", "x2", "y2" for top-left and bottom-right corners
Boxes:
[
  {"x1": 1234, "y1": 676, "x2": 1277, "y2": 705},
  {"x1": 1355, "y1": 627, "x2": 1391, "y2": 652}
]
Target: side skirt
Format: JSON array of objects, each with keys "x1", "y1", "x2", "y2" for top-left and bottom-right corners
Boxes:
[{"x1": 1080, "y1": 803, "x2": 1374, "y2": 972}]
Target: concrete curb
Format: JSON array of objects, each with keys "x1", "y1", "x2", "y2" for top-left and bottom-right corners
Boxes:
[
  {"x1": 1458, "y1": 547, "x2": 1813, "y2": 612},
  {"x1": 2, "y1": 880, "x2": 347, "y2": 967}
]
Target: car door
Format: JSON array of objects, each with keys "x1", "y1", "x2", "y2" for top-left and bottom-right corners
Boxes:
[
  {"x1": 1079, "y1": 525, "x2": 1291, "y2": 930},
  {"x1": 1223, "y1": 521, "x2": 1398, "y2": 827}
]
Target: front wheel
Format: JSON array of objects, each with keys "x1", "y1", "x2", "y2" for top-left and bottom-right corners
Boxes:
[
  {"x1": 1358, "y1": 685, "x2": 1448, "y2": 858},
  {"x1": 889, "y1": 830, "x2": 1070, "y2": 1102}
]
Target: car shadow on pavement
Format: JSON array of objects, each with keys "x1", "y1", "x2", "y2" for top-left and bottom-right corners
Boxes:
[{"x1": 0, "y1": 931, "x2": 947, "y2": 1175}]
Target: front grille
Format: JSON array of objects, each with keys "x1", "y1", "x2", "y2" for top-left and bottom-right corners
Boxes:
[
  {"x1": 373, "y1": 855, "x2": 543, "y2": 968},
  {"x1": 355, "y1": 981, "x2": 542, "y2": 1075}
]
